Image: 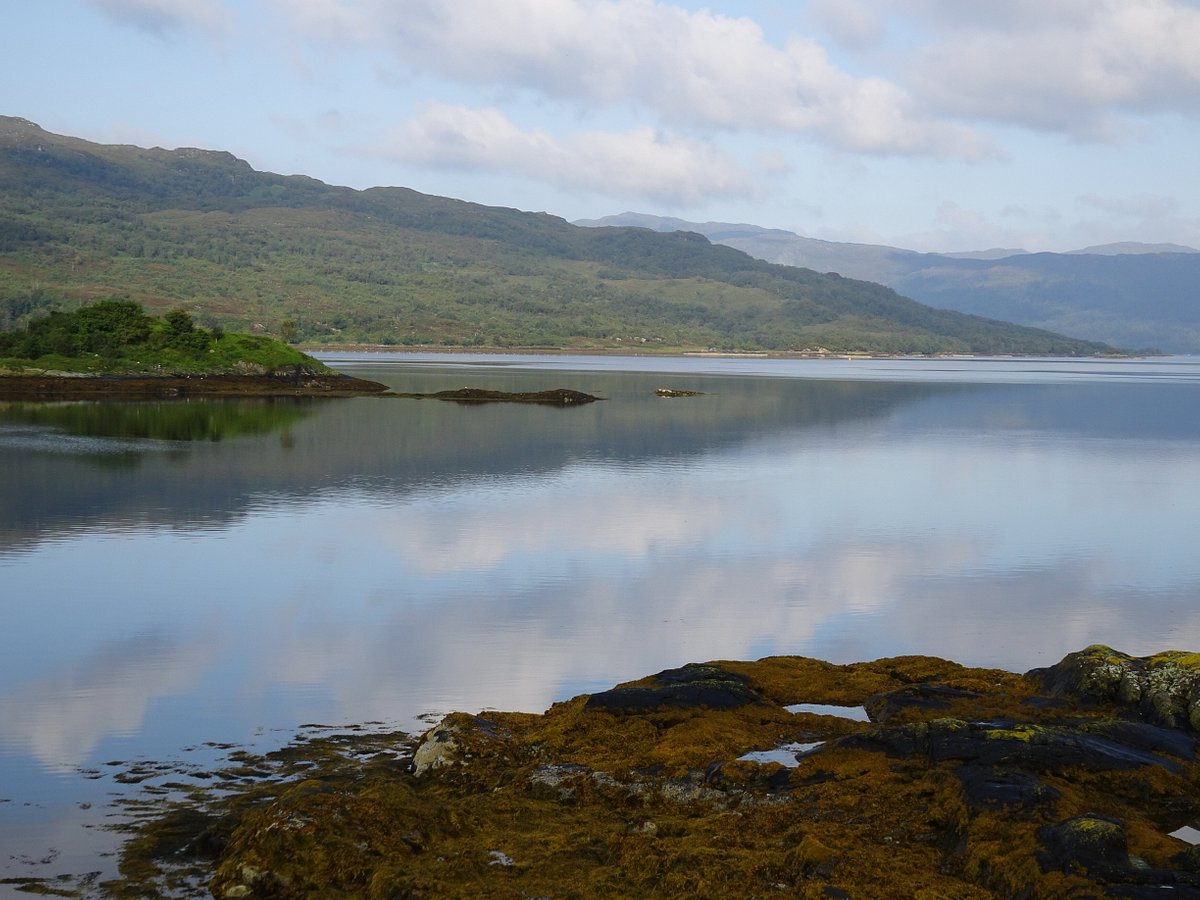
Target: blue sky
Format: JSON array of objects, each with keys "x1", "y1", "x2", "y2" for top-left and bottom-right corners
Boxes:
[{"x1": 5, "y1": 0, "x2": 1199, "y2": 252}]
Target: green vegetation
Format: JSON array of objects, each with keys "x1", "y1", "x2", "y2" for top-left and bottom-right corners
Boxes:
[
  {"x1": 0, "y1": 398, "x2": 314, "y2": 441},
  {"x1": 585, "y1": 213, "x2": 1196, "y2": 354},
  {"x1": 0, "y1": 116, "x2": 1116, "y2": 356},
  {"x1": 0, "y1": 298, "x2": 327, "y2": 374}
]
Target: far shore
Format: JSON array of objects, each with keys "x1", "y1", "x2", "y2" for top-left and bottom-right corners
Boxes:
[{"x1": 304, "y1": 343, "x2": 1145, "y2": 360}]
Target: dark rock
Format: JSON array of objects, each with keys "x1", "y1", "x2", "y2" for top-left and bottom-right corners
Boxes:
[
  {"x1": 851, "y1": 718, "x2": 1183, "y2": 773},
  {"x1": 585, "y1": 663, "x2": 762, "y2": 712},
  {"x1": 1176, "y1": 845, "x2": 1200, "y2": 874},
  {"x1": 955, "y1": 764, "x2": 1060, "y2": 814},
  {"x1": 1037, "y1": 814, "x2": 1129, "y2": 874},
  {"x1": 1083, "y1": 719, "x2": 1198, "y2": 762},
  {"x1": 1020, "y1": 695, "x2": 1071, "y2": 710}
]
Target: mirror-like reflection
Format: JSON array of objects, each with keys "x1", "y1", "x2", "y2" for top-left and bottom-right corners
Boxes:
[
  {"x1": 2, "y1": 354, "x2": 1200, "y2": 886},
  {"x1": 0, "y1": 398, "x2": 315, "y2": 442}
]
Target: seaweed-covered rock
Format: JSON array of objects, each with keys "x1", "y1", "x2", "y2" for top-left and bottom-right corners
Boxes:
[
  {"x1": 108, "y1": 648, "x2": 1200, "y2": 899},
  {"x1": 864, "y1": 683, "x2": 983, "y2": 724}
]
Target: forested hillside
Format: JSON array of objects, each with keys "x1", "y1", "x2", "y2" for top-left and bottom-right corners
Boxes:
[
  {"x1": 0, "y1": 117, "x2": 1113, "y2": 355},
  {"x1": 578, "y1": 213, "x2": 1199, "y2": 354}
]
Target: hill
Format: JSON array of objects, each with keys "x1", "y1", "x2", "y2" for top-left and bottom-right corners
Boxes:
[
  {"x1": 578, "y1": 213, "x2": 1200, "y2": 353},
  {"x1": 0, "y1": 117, "x2": 1113, "y2": 356}
]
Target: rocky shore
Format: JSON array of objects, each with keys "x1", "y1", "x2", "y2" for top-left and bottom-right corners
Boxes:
[
  {"x1": 110, "y1": 646, "x2": 1200, "y2": 898},
  {"x1": 0, "y1": 369, "x2": 389, "y2": 400}
]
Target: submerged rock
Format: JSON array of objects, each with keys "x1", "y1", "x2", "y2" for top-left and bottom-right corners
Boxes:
[{"x1": 111, "y1": 649, "x2": 1200, "y2": 898}]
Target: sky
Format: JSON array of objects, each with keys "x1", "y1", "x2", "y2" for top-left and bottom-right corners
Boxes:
[{"x1": 4, "y1": 0, "x2": 1200, "y2": 253}]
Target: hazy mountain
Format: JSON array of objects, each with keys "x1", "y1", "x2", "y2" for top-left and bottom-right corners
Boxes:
[
  {"x1": 579, "y1": 213, "x2": 1200, "y2": 353},
  {"x1": 0, "y1": 117, "x2": 1112, "y2": 356},
  {"x1": 1068, "y1": 242, "x2": 1199, "y2": 256}
]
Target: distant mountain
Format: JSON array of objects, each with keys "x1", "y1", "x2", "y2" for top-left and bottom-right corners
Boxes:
[
  {"x1": 0, "y1": 117, "x2": 1113, "y2": 356},
  {"x1": 1068, "y1": 242, "x2": 1200, "y2": 256},
  {"x1": 578, "y1": 213, "x2": 1200, "y2": 353}
]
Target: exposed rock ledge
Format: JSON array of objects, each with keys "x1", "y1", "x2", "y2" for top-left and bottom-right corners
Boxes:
[
  {"x1": 0, "y1": 370, "x2": 389, "y2": 399},
  {"x1": 114, "y1": 646, "x2": 1200, "y2": 898}
]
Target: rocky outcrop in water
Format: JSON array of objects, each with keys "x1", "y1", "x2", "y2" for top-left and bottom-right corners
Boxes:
[
  {"x1": 392, "y1": 387, "x2": 600, "y2": 405},
  {"x1": 112, "y1": 646, "x2": 1200, "y2": 898}
]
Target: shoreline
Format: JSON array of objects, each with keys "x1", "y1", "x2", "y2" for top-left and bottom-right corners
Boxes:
[
  {"x1": 305, "y1": 343, "x2": 1148, "y2": 361},
  {"x1": 0, "y1": 371, "x2": 390, "y2": 400}
]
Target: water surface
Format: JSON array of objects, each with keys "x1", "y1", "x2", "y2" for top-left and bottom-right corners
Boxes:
[{"x1": 2, "y1": 353, "x2": 1199, "y2": 886}]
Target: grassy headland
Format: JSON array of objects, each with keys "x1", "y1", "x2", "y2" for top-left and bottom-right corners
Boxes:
[
  {"x1": 0, "y1": 300, "x2": 388, "y2": 397},
  {"x1": 0, "y1": 298, "x2": 322, "y2": 375}
]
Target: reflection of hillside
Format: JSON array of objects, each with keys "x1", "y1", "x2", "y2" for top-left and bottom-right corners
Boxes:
[
  {"x1": 1, "y1": 370, "x2": 964, "y2": 554},
  {"x1": 0, "y1": 398, "x2": 315, "y2": 442}
]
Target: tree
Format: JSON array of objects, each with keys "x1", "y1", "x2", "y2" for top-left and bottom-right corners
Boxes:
[{"x1": 164, "y1": 308, "x2": 196, "y2": 337}]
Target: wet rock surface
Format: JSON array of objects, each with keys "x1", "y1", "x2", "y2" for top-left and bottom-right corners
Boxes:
[{"x1": 107, "y1": 647, "x2": 1200, "y2": 898}]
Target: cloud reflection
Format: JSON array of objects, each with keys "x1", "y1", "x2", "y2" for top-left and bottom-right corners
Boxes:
[
  {"x1": 4, "y1": 379, "x2": 1200, "y2": 771},
  {"x1": 4, "y1": 480, "x2": 1200, "y2": 771},
  {"x1": 251, "y1": 520, "x2": 1200, "y2": 733},
  {"x1": 0, "y1": 633, "x2": 217, "y2": 771}
]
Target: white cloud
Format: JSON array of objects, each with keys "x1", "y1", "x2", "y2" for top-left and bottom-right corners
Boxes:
[
  {"x1": 87, "y1": 0, "x2": 231, "y2": 35},
  {"x1": 285, "y1": 0, "x2": 991, "y2": 159},
  {"x1": 380, "y1": 103, "x2": 754, "y2": 205},
  {"x1": 904, "y1": 0, "x2": 1200, "y2": 137},
  {"x1": 808, "y1": 0, "x2": 883, "y2": 50}
]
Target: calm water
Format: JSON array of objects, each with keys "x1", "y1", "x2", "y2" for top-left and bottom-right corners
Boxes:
[{"x1": 2, "y1": 353, "x2": 1200, "y2": 887}]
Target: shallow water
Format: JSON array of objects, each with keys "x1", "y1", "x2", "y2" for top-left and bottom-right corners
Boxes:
[{"x1": 2, "y1": 353, "x2": 1199, "y2": 886}]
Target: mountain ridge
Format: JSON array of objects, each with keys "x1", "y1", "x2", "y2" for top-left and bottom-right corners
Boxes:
[
  {"x1": 0, "y1": 117, "x2": 1114, "y2": 356},
  {"x1": 577, "y1": 212, "x2": 1200, "y2": 353}
]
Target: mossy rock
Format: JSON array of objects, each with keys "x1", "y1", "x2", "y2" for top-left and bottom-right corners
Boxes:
[{"x1": 1032, "y1": 645, "x2": 1200, "y2": 730}]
